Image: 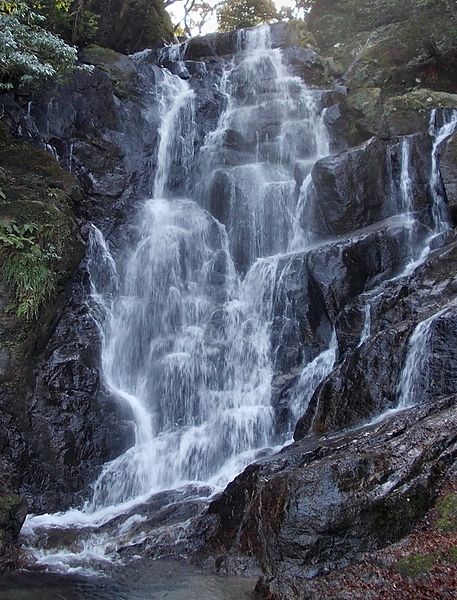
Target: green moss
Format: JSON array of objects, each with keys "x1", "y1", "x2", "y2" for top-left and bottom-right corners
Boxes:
[
  {"x1": 0, "y1": 495, "x2": 22, "y2": 514},
  {"x1": 308, "y1": 0, "x2": 457, "y2": 93},
  {"x1": 285, "y1": 19, "x2": 317, "y2": 48},
  {"x1": 80, "y1": 44, "x2": 122, "y2": 66},
  {"x1": 395, "y1": 553, "x2": 438, "y2": 577},
  {"x1": 0, "y1": 125, "x2": 83, "y2": 323},
  {"x1": 435, "y1": 493, "x2": 457, "y2": 532}
]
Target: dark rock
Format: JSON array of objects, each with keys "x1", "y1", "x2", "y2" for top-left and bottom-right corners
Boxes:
[
  {"x1": 269, "y1": 216, "x2": 428, "y2": 433},
  {"x1": 0, "y1": 494, "x2": 27, "y2": 573},
  {"x1": 282, "y1": 47, "x2": 327, "y2": 87},
  {"x1": 90, "y1": 0, "x2": 174, "y2": 54},
  {"x1": 297, "y1": 232, "x2": 457, "y2": 437},
  {"x1": 202, "y1": 397, "x2": 457, "y2": 580},
  {"x1": 439, "y1": 130, "x2": 457, "y2": 218},
  {"x1": 306, "y1": 134, "x2": 432, "y2": 239}
]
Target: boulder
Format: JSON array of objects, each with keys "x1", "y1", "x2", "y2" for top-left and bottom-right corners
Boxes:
[
  {"x1": 203, "y1": 397, "x2": 457, "y2": 580},
  {"x1": 305, "y1": 134, "x2": 432, "y2": 238}
]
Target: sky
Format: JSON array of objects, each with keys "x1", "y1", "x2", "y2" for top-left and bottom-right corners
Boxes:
[{"x1": 167, "y1": 0, "x2": 296, "y2": 36}]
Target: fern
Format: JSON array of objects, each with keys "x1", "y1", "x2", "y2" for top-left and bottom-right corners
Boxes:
[{"x1": 0, "y1": 220, "x2": 60, "y2": 320}]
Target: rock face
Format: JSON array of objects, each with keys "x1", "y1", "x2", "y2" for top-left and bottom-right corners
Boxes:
[
  {"x1": 0, "y1": 495, "x2": 27, "y2": 573},
  {"x1": 203, "y1": 398, "x2": 457, "y2": 583},
  {"x1": 90, "y1": 0, "x2": 174, "y2": 54},
  {"x1": 308, "y1": 0, "x2": 457, "y2": 94},
  {"x1": 0, "y1": 49, "x2": 164, "y2": 513},
  {"x1": 439, "y1": 131, "x2": 457, "y2": 217}
]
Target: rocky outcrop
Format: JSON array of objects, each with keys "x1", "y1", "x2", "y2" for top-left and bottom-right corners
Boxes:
[
  {"x1": 305, "y1": 134, "x2": 432, "y2": 238},
  {"x1": 0, "y1": 3, "x2": 457, "y2": 588},
  {"x1": 308, "y1": 0, "x2": 457, "y2": 94},
  {"x1": 203, "y1": 397, "x2": 457, "y2": 587},
  {"x1": 439, "y1": 131, "x2": 457, "y2": 218},
  {"x1": 0, "y1": 49, "x2": 164, "y2": 511},
  {"x1": 294, "y1": 232, "x2": 457, "y2": 437}
]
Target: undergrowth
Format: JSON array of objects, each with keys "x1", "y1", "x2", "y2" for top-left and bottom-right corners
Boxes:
[{"x1": 0, "y1": 220, "x2": 60, "y2": 320}]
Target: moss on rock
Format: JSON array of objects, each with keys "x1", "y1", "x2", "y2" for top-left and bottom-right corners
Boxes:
[
  {"x1": 435, "y1": 492, "x2": 457, "y2": 532},
  {"x1": 0, "y1": 494, "x2": 27, "y2": 573},
  {"x1": 0, "y1": 122, "x2": 84, "y2": 385},
  {"x1": 308, "y1": 0, "x2": 457, "y2": 94},
  {"x1": 395, "y1": 552, "x2": 438, "y2": 578}
]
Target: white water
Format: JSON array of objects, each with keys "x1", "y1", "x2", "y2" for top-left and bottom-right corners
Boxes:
[
  {"x1": 23, "y1": 29, "x2": 457, "y2": 572},
  {"x1": 396, "y1": 307, "x2": 451, "y2": 409},
  {"x1": 372, "y1": 110, "x2": 457, "y2": 419},
  {"x1": 290, "y1": 331, "x2": 338, "y2": 426},
  {"x1": 24, "y1": 26, "x2": 335, "y2": 566}
]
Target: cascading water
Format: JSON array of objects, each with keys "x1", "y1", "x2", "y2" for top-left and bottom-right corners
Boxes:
[
  {"x1": 396, "y1": 306, "x2": 453, "y2": 409},
  {"x1": 21, "y1": 25, "x2": 457, "y2": 576},
  {"x1": 23, "y1": 26, "x2": 333, "y2": 564}
]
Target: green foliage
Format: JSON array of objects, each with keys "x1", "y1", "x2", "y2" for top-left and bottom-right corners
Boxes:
[
  {"x1": 0, "y1": 1, "x2": 91, "y2": 91},
  {"x1": 37, "y1": 0, "x2": 99, "y2": 47},
  {"x1": 0, "y1": 220, "x2": 60, "y2": 320},
  {"x1": 217, "y1": 0, "x2": 278, "y2": 32}
]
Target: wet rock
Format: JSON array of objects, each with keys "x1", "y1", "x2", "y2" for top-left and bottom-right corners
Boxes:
[
  {"x1": 307, "y1": 137, "x2": 392, "y2": 237},
  {"x1": 339, "y1": 87, "x2": 389, "y2": 144},
  {"x1": 282, "y1": 47, "x2": 327, "y2": 87},
  {"x1": 0, "y1": 494, "x2": 27, "y2": 573},
  {"x1": 306, "y1": 132, "x2": 434, "y2": 239},
  {"x1": 25, "y1": 276, "x2": 135, "y2": 511},
  {"x1": 269, "y1": 216, "x2": 428, "y2": 433},
  {"x1": 297, "y1": 232, "x2": 457, "y2": 437},
  {"x1": 295, "y1": 324, "x2": 410, "y2": 437},
  {"x1": 202, "y1": 397, "x2": 457, "y2": 580},
  {"x1": 184, "y1": 31, "x2": 239, "y2": 60},
  {"x1": 439, "y1": 131, "x2": 457, "y2": 218}
]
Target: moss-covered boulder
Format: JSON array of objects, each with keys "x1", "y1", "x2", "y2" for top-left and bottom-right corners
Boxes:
[
  {"x1": 79, "y1": 45, "x2": 139, "y2": 100},
  {"x1": 384, "y1": 89, "x2": 457, "y2": 136},
  {"x1": 339, "y1": 87, "x2": 389, "y2": 144},
  {"x1": 0, "y1": 122, "x2": 83, "y2": 337},
  {"x1": 308, "y1": 0, "x2": 457, "y2": 94},
  {"x1": 333, "y1": 87, "x2": 457, "y2": 147}
]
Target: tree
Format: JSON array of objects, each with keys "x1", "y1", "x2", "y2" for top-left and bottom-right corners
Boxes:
[
  {"x1": 165, "y1": 0, "x2": 225, "y2": 36},
  {"x1": 217, "y1": 0, "x2": 278, "y2": 32},
  {"x1": 0, "y1": 1, "x2": 88, "y2": 91}
]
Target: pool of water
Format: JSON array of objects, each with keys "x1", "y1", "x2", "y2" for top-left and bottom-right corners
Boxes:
[{"x1": 0, "y1": 560, "x2": 256, "y2": 600}]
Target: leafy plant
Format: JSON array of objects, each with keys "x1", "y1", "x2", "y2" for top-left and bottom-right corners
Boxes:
[
  {"x1": 0, "y1": 1, "x2": 91, "y2": 91},
  {"x1": 217, "y1": 0, "x2": 278, "y2": 32},
  {"x1": 0, "y1": 220, "x2": 60, "y2": 320}
]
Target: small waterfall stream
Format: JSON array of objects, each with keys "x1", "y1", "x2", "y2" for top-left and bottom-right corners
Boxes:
[{"x1": 21, "y1": 27, "x2": 457, "y2": 574}]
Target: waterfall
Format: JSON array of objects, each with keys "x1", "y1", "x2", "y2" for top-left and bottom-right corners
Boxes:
[
  {"x1": 290, "y1": 331, "x2": 338, "y2": 427},
  {"x1": 63, "y1": 25, "x2": 331, "y2": 518},
  {"x1": 397, "y1": 306, "x2": 453, "y2": 408},
  {"x1": 23, "y1": 25, "x2": 457, "y2": 577},
  {"x1": 429, "y1": 109, "x2": 457, "y2": 233},
  {"x1": 358, "y1": 305, "x2": 371, "y2": 347}
]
